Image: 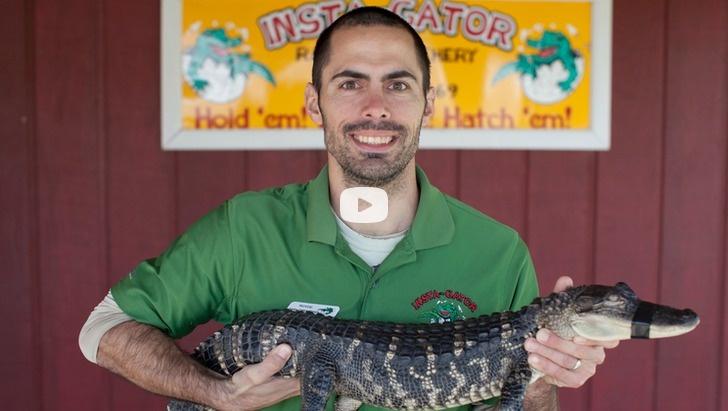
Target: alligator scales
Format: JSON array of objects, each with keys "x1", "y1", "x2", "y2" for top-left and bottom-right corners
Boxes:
[{"x1": 168, "y1": 283, "x2": 699, "y2": 411}]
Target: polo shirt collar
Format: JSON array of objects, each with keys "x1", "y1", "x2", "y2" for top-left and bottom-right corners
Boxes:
[{"x1": 306, "y1": 165, "x2": 455, "y2": 250}]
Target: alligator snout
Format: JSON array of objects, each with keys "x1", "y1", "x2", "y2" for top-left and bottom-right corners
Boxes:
[
  {"x1": 682, "y1": 308, "x2": 697, "y2": 317},
  {"x1": 656, "y1": 307, "x2": 699, "y2": 325},
  {"x1": 645, "y1": 305, "x2": 700, "y2": 339},
  {"x1": 681, "y1": 309, "x2": 699, "y2": 325}
]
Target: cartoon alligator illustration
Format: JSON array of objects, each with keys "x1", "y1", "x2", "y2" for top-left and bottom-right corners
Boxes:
[
  {"x1": 493, "y1": 30, "x2": 580, "y2": 92},
  {"x1": 185, "y1": 27, "x2": 275, "y2": 94},
  {"x1": 318, "y1": 307, "x2": 335, "y2": 316},
  {"x1": 421, "y1": 299, "x2": 465, "y2": 323}
]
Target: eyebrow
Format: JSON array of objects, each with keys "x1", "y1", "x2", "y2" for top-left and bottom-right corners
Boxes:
[
  {"x1": 330, "y1": 69, "x2": 418, "y2": 83},
  {"x1": 382, "y1": 70, "x2": 417, "y2": 82}
]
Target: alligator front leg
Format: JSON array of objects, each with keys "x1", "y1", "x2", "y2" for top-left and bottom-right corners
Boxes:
[
  {"x1": 498, "y1": 358, "x2": 532, "y2": 411},
  {"x1": 300, "y1": 346, "x2": 338, "y2": 411}
]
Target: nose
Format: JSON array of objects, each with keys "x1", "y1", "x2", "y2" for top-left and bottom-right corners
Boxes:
[
  {"x1": 361, "y1": 89, "x2": 390, "y2": 119},
  {"x1": 682, "y1": 309, "x2": 698, "y2": 322}
]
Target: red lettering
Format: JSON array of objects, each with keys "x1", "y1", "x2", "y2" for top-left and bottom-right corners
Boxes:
[
  {"x1": 388, "y1": 0, "x2": 415, "y2": 17},
  {"x1": 414, "y1": 0, "x2": 442, "y2": 33},
  {"x1": 440, "y1": 1, "x2": 467, "y2": 36},
  {"x1": 486, "y1": 15, "x2": 515, "y2": 50},
  {"x1": 194, "y1": 108, "x2": 248, "y2": 129},
  {"x1": 271, "y1": 11, "x2": 298, "y2": 42},
  {"x1": 258, "y1": 19, "x2": 275, "y2": 49},
  {"x1": 488, "y1": 107, "x2": 514, "y2": 129},
  {"x1": 233, "y1": 109, "x2": 249, "y2": 128},
  {"x1": 530, "y1": 113, "x2": 566, "y2": 129},
  {"x1": 347, "y1": 0, "x2": 364, "y2": 11},
  {"x1": 212, "y1": 111, "x2": 227, "y2": 128},
  {"x1": 297, "y1": 5, "x2": 321, "y2": 37},
  {"x1": 319, "y1": 1, "x2": 346, "y2": 26},
  {"x1": 463, "y1": 7, "x2": 490, "y2": 40},
  {"x1": 257, "y1": 9, "x2": 299, "y2": 49},
  {"x1": 443, "y1": 106, "x2": 459, "y2": 128}
]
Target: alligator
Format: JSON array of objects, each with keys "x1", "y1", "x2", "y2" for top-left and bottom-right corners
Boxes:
[
  {"x1": 167, "y1": 282, "x2": 699, "y2": 411},
  {"x1": 492, "y1": 30, "x2": 580, "y2": 92},
  {"x1": 185, "y1": 27, "x2": 275, "y2": 94}
]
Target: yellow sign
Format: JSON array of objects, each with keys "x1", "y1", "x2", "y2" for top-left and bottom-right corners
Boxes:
[{"x1": 181, "y1": 0, "x2": 591, "y2": 131}]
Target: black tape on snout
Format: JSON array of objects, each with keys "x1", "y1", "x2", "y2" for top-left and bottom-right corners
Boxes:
[{"x1": 631, "y1": 301, "x2": 657, "y2": 339}]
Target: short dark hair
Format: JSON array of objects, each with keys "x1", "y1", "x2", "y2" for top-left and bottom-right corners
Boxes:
[{"x1": 312, "y1": 6, "x2": 431, "y2": 95}]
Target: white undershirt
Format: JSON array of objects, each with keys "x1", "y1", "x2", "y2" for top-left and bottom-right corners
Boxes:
[
  {"x1": 78, "y1": 291, "x2": 132, "y2": 363},
  {"x1": 332, "y1": 210, "x2": 407, "y2": 267},
  {"x1": 79, "y1": 212, "x2": 408, "y2": 364}
]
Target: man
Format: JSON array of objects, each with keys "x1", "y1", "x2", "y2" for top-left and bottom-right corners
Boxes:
[{"x1": 80, "y1": 7, "x2": 616, "y2": 410}]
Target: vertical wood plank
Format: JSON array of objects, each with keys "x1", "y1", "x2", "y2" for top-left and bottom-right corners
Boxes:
[
  {"x1": 417, "y1": 150, "x2": 459, "y2": 197},
  {"x1": 657, "y1": 0, "x2": 727, "y2": 409},
  {"x1": 0, "y1": 0, "x2": 38, "y2": 408},
  {"x1": 176, "y1": 152, "x2": 247, "y2": 230},
  {"x1": 527, "y1": 152, "x2": 596, "y2": 410},
  {"x1": 103, "y1": 1, "x2": 176, "y2": 409},
  {"x1": 722, "y1": 150, "x2": 728, "y2": 411},
  {"x1": 34, "y1": 0, "x2": 109, "y2": 408},
  {"x1": 717, "y1": 5, "x2": 728, "y2": 411},
  {"x1": 244, "y1": 151, "x2": 322, "y2": 191},
  {"x1": 590, "y1": 0, "x2": 666, "y2": 409},
  {"x1": 459, "y1": 151, "x2": 529, "y2": 235}
]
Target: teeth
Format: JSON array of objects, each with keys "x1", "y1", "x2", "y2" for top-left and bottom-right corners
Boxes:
[{"x1": 353, "y1": 135, "x2": 393, "y2": 145}]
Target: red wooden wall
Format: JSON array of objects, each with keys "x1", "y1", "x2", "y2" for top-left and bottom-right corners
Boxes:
[{"x1": 2, "y1": 0, "x2": 727, "y2": 410}]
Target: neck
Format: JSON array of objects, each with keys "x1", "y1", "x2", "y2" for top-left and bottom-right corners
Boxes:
[
  {"x1": 533, "y1": 293, "x2": 577, "y2": 340},
  {"x1": 328, "y1": 156, "x2": 419, "y2": 236}
]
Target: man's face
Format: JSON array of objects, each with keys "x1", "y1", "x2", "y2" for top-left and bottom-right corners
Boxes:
[{"x1": 306, "y1": 25, "x2": 435, "y2": 186}]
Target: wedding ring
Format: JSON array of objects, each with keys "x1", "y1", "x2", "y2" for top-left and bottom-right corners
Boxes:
[{"x1": 571, "y1": 359, "x2": 582, "y2": 370}]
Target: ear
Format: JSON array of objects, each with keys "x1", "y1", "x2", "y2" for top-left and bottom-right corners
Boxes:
[
  {"x1": 305, "y1": 83, "x2": 323, "y2": 126},
  {"x1": 421, "y1": 86, "x2": 436, "y2": 126}
]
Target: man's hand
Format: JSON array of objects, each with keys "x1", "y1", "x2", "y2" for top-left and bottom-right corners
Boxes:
[
  {"x1": 97, "y1": 321, "x2": 299, "y2": 410},
  {"x1": 216, "y1": 345, "x2": 300, "y2": 411},
  {"x1": 524, "y1": 276, "x2": 619, "y2": 388}
]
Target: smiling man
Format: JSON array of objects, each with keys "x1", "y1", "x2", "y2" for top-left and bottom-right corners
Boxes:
[
  {"x1": 307, "y1": 17, "x2": 432, "y2": 238},
  {"x1": 80, "y1": 6, "x2": 616, "y2": 411}
]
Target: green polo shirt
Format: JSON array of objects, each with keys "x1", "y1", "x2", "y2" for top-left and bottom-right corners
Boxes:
[{"x1": 112, "y1": 165, "x2": 538, "y2": 410}]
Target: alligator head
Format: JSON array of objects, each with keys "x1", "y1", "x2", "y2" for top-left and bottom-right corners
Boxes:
[{"x1": 536, "y1": 282, "x2": 699, "y2": 341}]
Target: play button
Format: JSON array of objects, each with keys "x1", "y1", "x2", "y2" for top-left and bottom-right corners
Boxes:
[
  {"x1": 340, "y1": 187, "x2": 388, "y2": 223},
  {"x1": 358, "y1": 198, "x2": 372, "y2": 212}
]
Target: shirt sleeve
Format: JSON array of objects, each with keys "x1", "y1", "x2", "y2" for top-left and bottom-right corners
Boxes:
[
  {"x1": 111, "y1": 201, "x2": 240, "y2": 339},
  {"x1": 78, "y1": 290, "x2": 133, "y2": 364},
  {"x1": 475, "y1": 235, "x2": 539, "y2": 410},
  {"x1": 508, "y1": 235, "x2": 540, "y2": 311}
]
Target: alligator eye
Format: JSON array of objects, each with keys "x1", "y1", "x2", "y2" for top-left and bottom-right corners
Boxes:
[
  {"x1": 603, "y1": 294, "x2": 624, "y2": 307},
  {"x1": 575, "y1": 297, "x2": 593, "y2": 312}
]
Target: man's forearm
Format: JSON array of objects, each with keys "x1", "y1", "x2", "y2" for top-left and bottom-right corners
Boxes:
[
  {"x1": 522, "y1": 379, "x2": 559, "y2": 411},
  {"x1": 97, "y1": 320, "x2": 230, "y2": 408}
]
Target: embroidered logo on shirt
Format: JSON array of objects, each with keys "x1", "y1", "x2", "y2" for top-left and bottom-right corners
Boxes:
[
  {"x1": 411, "y1": 289, "x2": 478, "y2": 324},
  {"x1": 287, "y1": 301, "x2": 340, "y2": 317}
]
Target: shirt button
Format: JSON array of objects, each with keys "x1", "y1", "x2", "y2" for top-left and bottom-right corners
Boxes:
[{"x1": 371, "y1": 279, "x2": 379, "y2": 289}]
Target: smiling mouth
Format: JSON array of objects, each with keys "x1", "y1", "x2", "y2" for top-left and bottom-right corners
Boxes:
[
  {"x1": 539, "y1": 47, "x2": 556, "y2": 58},
  {"x1": 348, "y1": 130, "x2": 398, "y2": 154},
  {"x1": 351, "y1": 134, "x2": 394, "y2": 145}
]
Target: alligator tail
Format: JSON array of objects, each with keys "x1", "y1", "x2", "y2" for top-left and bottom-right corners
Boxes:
[
  {"x1": 492, "y1": 62, "x2": 519, "y2": 85},
  {"x1": 248, "y1": 61, "x2": 276, "y2": 86}
]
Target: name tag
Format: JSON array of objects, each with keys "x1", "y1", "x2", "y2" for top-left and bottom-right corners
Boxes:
[{"x1": 287, "y1": 301, "x2": 340, "y2": 318}]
